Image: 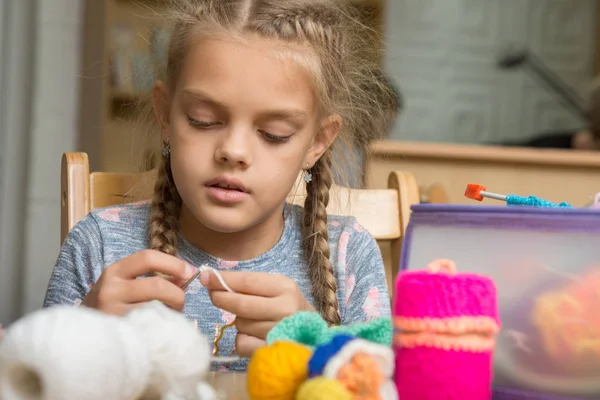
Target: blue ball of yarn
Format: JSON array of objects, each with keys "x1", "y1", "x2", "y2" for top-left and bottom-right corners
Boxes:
[{"x1": 308, "y1": 333, "x2": 356, "y2": 377}]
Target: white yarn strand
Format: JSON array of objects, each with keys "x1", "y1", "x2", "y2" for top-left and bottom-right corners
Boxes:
[
  {"x1": 196, "y1": 266, "x2": 240, "y2": 365},
  {"x1": 198, "y1": 266, "x2": 235, "y2": 293}
]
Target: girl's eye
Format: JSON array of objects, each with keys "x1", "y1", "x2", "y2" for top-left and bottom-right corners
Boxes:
[
  {"x1": 188, "y1": 117, "x2": 219, "y2": 128},
  {"x1": 261, "y1": 130, "x2": 291, "y2": 144}
]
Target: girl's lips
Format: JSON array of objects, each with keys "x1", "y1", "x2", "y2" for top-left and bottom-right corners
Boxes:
[
  {"x1": 204, "y1": 175, "x2": 249, "y2": 193},
  {"x1": 205, "y1": 186, "x2": 249, "y2": 204}
]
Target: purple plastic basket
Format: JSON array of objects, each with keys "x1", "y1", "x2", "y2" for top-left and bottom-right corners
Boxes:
[{"x1": 398, "y1": 204, "x2": 600, "y2": 400}]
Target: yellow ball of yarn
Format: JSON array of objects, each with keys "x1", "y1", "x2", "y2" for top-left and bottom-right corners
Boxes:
[
  {"x1": 247, "y1": 341, "x2": 313, "y2": 400},
  {"x1": 296, "y1": 377, "x2": 353, "y2": 400}
]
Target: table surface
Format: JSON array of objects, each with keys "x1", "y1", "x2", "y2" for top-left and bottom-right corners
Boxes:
[{"x1": 209, "y1": 372, "x2": 249, "y2": 400}]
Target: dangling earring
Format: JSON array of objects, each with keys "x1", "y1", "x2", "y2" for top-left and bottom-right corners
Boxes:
[
  {"x1": 303, "y1": 164, "x2": 312, "y2": 184},
  {"x1": 162, "y1": 139, "x2": 171, "y2": 158}
]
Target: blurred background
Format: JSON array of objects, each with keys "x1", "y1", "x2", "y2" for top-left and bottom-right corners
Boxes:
[{"x1": 0, "y1": 0, "x2": 598, "y2": 324}]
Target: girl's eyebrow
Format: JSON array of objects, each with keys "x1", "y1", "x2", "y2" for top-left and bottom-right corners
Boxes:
[
  {"x1": 182, "y1": 88, "x2": 307, "y2": 121},
  {"x1": 182, "y1": 89, "x2": 224, "y2": 109}
]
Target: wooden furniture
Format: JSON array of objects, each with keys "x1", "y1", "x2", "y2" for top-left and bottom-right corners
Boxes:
[
  {"x1": 366, "y1": 140, "x2": 600, "y2": 206},
  {"x1": 78, "y1": 0, "x2": 386, "y2": 174},
  {"x1": 61, "y1": 152, "x2": 420, "y2": 290}
]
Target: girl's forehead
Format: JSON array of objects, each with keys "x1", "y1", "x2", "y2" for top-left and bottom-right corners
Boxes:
[{"x1": 176, "y1": 36, "x2": 319, "y2": 114}]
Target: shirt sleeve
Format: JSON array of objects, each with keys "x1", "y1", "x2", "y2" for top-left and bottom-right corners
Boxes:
[
  {"x1": 43, "y1": 215, "x2": 104, "y2": 307},
  {"x1": 341, "y1": 220, "x2": 391, "y2": 324}
]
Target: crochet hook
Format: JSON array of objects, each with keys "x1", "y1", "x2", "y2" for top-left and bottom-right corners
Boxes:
[
  {"x1": 180, "y1": 269, "x2": 202, "y2": 291},
  {"x1": 464, "y1": 184, "x2": 572, "y2": 208}
]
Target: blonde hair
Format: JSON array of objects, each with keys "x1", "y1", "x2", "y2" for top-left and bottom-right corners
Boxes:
[{"x1": 142, "y1": 0, "x2": 398, "y2": 325}]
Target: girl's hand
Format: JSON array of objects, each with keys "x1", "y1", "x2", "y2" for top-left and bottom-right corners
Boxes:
[
  {"x1": 201, "y1": 271, "x2": 313, "y2": 357},
  {"x1": 82, "y1": 250, "x2": 197, "y2": 315}
]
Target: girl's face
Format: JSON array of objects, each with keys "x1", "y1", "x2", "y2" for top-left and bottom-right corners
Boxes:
[{"x1": 154, "y1": 35, "x2": 338, "y2": 233}]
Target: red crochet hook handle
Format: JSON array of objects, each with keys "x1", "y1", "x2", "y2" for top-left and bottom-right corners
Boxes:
[
  {"x1": 464, "y1": 184, "x2": 507, "y2": 202},
  {"x1": 464, "y1": 184, "x2": 487, "y2": 201}
]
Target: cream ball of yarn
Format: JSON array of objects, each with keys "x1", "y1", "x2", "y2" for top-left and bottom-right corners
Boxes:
[
  {"x1": 0, "y1": 305, "x2": 151, "y2": 400},
  {"x1": 126, "y1": 301, "x2": 214, "y2": 399}
]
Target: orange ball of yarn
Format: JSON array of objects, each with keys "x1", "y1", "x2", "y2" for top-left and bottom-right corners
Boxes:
[
  {"x1": 247, "y1": 341, "x2": 313, "y2": 400},
  {"x1": 337, "y1": 351, "x2": 385, "y2": 400}
]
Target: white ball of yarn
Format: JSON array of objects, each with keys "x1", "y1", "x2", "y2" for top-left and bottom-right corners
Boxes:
[
  {"x1": 0, "y1": 305, "x2": 151, "y2": 400},
  {"x1": 126, "y1": 301, "x2": 214, "y2": 399}
]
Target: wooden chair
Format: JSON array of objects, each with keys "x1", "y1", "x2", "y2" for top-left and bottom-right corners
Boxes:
[
  {"x1": 419, "y1": 182, "x2": 449, "y2": 204},
  {"x1": 61, "y1": 152, "x2": 421, "y2": 290}
]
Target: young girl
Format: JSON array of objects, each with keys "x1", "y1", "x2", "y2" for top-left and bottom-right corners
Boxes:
[{"x1": 44, "y1": 0, "x2": 398, "y2": 370}]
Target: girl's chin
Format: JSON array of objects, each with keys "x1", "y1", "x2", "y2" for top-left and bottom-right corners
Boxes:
[{"x1": 194, "y1": 205, "x2": 265, "y2": 234}]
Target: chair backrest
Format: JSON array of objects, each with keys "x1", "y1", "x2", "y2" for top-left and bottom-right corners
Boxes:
[{"x1": 61, "y1": 152, "x2": 420, "y2": 288}]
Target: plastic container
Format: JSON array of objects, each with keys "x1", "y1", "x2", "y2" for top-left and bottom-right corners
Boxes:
[{"x1": 397, "y1": 204, "x2": 600, "y2": 400}]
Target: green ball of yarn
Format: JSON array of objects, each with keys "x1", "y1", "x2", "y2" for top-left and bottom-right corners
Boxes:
[
  {"x1": 266, "y1": 311, "x2": 393, "y2": 349},
  {"x1": 266, "y1": 312, "x2": 328, "y2": 347},
  {"x1": 325, "y1": 317, "x2": 393, "y2": 347}
]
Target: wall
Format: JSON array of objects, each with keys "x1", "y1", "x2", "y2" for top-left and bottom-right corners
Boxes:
[
  {"x1": 0, "y1": 0, "x2": 36, "y2": 325},
  {"x1": 383, "y1": 0, "x2": 597, "y2": 144},
  {"x1": 0, "y1": 0, "x2": 83, "y2": 324},
  {"x1": 21, "y1": 0, "x2": 84, "y2": 316}
]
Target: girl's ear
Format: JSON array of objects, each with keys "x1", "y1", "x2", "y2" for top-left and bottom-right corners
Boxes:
[
  {"x1": 305, "y1": 114, "x2": 342, "y2": 167},
  {"x1": 152, "y1": 80, "x2": 171, "y2": 140}
]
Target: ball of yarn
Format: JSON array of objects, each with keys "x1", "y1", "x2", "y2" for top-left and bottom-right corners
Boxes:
[
  {"x1": 323, "y1": 339, "x2": 395, "y2": 382},
  {"x1": 266, "y1": 312, "x2": 328, "y2": 347},
  {"x1": 308, "y1": 334, "x2": 356, "y2": 377},
  {"x1": 323, "y1": 339, "x2": 397, "y2": 400},
  {"x1": 0, "y1": 306, "x2": 151, "y2": 400},
  {"x1": 295, "y1": 377, "x2": 352, "y2": 400},
  {"x1": 125, "y1": 301, "x2": 214, "y2": 399},
  {"x1": 325, "y1": 317, "x2": 393, "y2": 347},
  {"x1": 247, "y1": 341, "x2": 312, "y2": 400},
  {"x1": 336, "y1": 352, "x2": 385, "y2": 400}
]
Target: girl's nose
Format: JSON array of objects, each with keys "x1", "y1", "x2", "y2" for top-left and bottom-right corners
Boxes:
[{"x1": 214, "y1": 128, "x2": 252, "y2": 168}]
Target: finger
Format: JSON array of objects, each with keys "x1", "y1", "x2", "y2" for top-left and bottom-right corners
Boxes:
[
  {"x1": 209, "y1": 291, "x2": 286, "y2": 321},
  {"x1": 201, "y1": 270, "x2": 292, "y2": 297},
  {"x1": 235, "y1": 333, "x2": 265, "y2": 358},
  {"x1": 114, "y1": 250, "x2": 197, "y2": 281},
  {"x1": 122, "y1": 277, "x2": 186, "y2": 311},
  {"x1": 235, "y1": 318, "x2": 276, "y2": 340}
]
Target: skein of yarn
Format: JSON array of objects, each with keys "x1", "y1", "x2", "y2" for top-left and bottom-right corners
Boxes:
[
  {"x1": 0, "y1": 306, "x2": 152, "y2": 400},
  {"x1": 247, "y1": 341, "x2": 313, "y2": 400},
  {"x1": 125, "y1": 301, "x2": 216, "y2": 400}
]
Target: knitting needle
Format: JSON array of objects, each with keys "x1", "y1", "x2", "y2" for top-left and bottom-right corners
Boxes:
[{"x1": 464, "y1": 184, "x2": 506, "y2": 202}]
